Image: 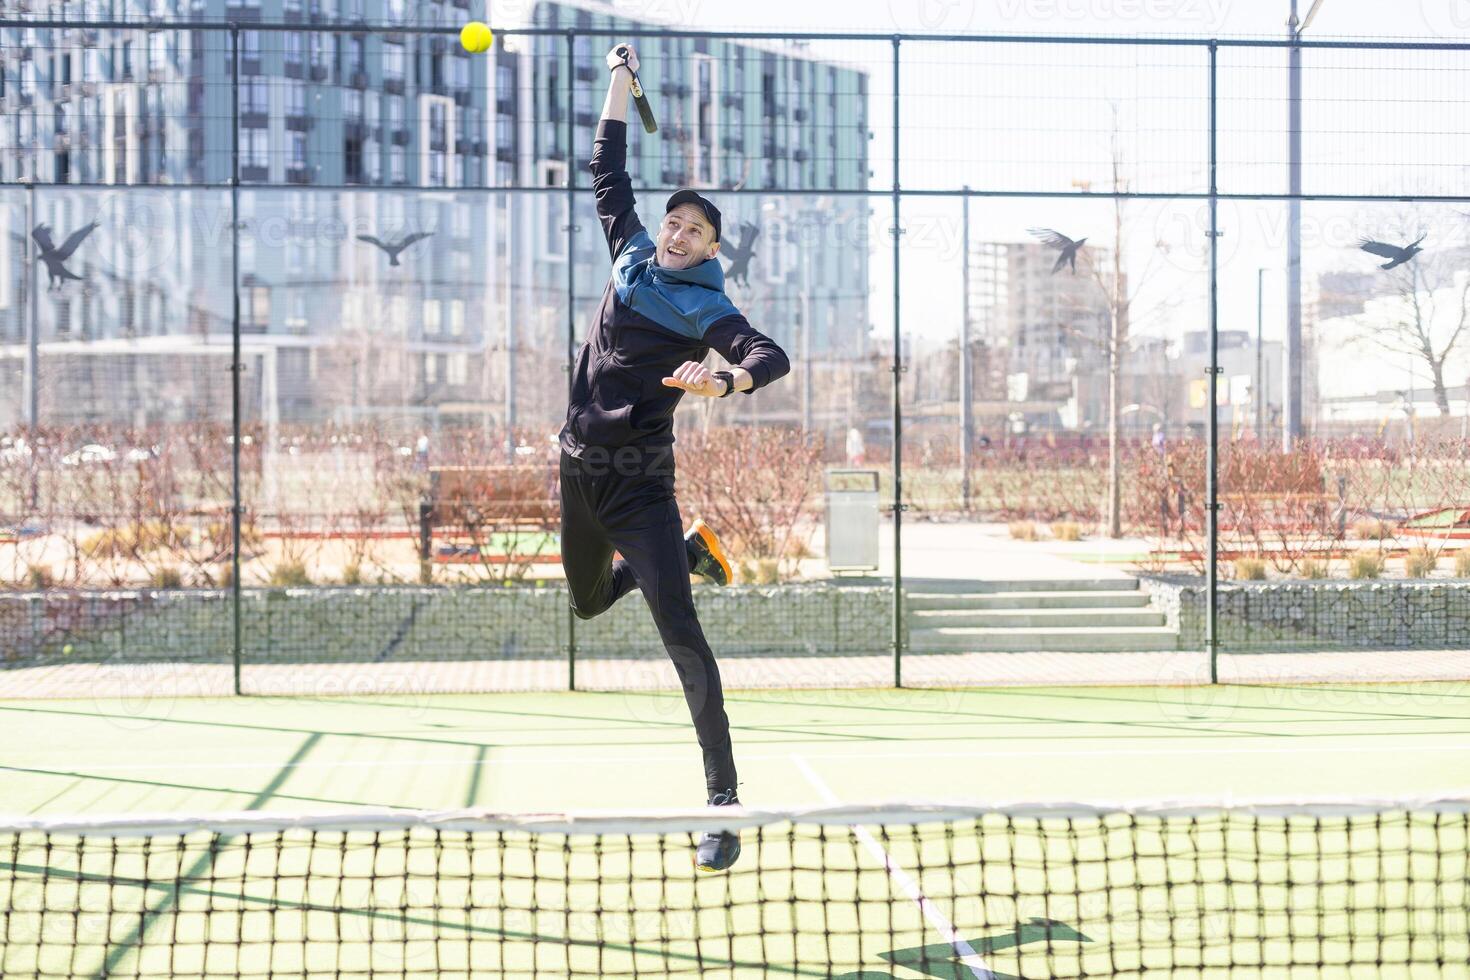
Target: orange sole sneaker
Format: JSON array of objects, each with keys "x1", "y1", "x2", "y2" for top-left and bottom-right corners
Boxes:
[{"x1": 686, "y1": 518, "x2": 733, "y2": 586}]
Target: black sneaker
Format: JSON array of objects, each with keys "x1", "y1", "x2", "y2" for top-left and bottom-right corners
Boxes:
[
  {"x1": 694, "y1": 789, "x2": 742, "y2": 873},
  {"x1": 685, "y1": 519, "x2": 732, "y2": 587}
]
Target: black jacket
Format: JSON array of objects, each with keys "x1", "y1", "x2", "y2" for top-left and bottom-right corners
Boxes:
[{"x1": 559, "y1": 120, "x2": 790, "y2": 460}]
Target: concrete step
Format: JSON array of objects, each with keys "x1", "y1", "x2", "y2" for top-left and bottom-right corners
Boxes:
[
  {"x1": 907, "y1": 590, "x2": 1153, "y2": 611},
  {"x1": 911, "y1": 608, "x2": 1166, "y2": 629},
  {"x1": 909, "y1": 625, "x2": 1179, "y2": 653},
  {"x1": 902, "y1": 577, "x2": 1139, "y2": 594}
]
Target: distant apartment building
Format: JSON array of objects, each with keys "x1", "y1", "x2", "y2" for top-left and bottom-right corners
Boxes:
[{"x1": 964, "y1": 238, "x2": 1120, "y2": 429}]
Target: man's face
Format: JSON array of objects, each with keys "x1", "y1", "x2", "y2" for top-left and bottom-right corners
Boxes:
[{"x1": 655, "y1": 205, "x2": 720, "y2": 271}]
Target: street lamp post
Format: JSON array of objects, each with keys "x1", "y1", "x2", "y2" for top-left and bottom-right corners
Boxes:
[
  {"x1": 960, "y1": 188, "x2": 973, "y2": 512},
  {"x1": 799, "y1": 230, "x2": 813, "y2": 433},
  {"x1": 1256, "y1": 267, "x2": 1265, "y2": 442},
  {"x1": 1285, "y1": 0, "x2": 1328, "y2": 450}
]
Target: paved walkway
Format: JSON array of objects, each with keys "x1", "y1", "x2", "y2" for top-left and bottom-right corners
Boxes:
[
  {"x1": 870, "y1": 520, "x2": 1149, "y2": 582},
  {"x1": 5, "y1": 649, "x2": 1468, "y2": 699}
]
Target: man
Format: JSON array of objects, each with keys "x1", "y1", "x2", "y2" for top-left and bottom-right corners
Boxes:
[{"x1": 558, "y1": 43, "x2": 790, "y2": 873}]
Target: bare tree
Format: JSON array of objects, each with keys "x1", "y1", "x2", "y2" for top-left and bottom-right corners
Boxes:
[
  {"x1": 1062, "y1": 122, "x2": 1174, "y2": 538},
  {"x1": 1353, "y1": 213, "x2": 1470, "y2": 419}
]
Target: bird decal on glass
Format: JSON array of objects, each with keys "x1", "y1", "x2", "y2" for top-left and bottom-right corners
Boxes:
[
  {"x1": 718, "y1": 221, "x2": 760, "y2": 289},
  {"x1": 1357, "y1": 235, "x2": 1425, "y2": 271},
  {"x1": 356, "y1": 231, "x2": 434, "y2": 266},
  {"x1": 1028, "y1": 227, "x2": 1087, "y2": 275},
  {"x1": 32, "y1": 221, "x2": 100, "y2": 290}
]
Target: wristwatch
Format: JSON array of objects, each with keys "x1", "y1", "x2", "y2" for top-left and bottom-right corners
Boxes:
[{"x1": 711, "y1": 371, "x2": 736, "y2": 398}]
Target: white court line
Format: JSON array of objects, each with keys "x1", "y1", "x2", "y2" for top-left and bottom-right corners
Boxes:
[
  {"x1": 15, "y1": 740, "x2": 1470, "y2": 773},
  {"x1": 791, "y1": 753, "x2": 996, "y2": 980}
]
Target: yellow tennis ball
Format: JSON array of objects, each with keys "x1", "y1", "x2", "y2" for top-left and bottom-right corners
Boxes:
[
  {"x1": 460, "y1": 21, "x2": 493, "y2": 54},
  {"x1": 62, "y1": 644, "x2": 74, "y2": 656}
]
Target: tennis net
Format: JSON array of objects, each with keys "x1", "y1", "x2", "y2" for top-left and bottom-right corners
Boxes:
[{"x1": 2, "y1": 799, "x2": 1467, "y2": 978}]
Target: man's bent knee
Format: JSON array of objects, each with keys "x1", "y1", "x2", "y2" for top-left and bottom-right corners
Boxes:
[{"x1": 568, "y1": 589, "x2": 612, "y2": 620}]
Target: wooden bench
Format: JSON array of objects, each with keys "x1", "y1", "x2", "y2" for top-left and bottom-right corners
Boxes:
[{"x1": 419, "y1": 465, "x2": 559, "y2": 562}]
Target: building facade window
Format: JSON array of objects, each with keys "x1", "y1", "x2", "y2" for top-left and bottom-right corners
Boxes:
[
  {"x1": 284, "y1": 32, "x2": 304, "y2": 68},
  {"x1": 240, "y1": 31, "x2": 259, "y2": 68},
  {"x1": 364, "y1": 138, "x2": 380, "y2": 181},
  {"x1": 286, "y1": 79, "x2": 305, "y2": 116},
  {"x1": 447, "y1": 353, "x2": 468, "y2": 386},
  {"x1": 244, "y1": 128, "x2": 268, "y2": 167},
  {"x1": 383, "y1": 42, "x2": 405, "y2": 81},
  {"x1": 694, "y1": 53, "x2": 716, "y2": 186}
]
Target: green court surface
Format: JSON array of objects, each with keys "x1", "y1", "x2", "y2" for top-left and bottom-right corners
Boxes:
[{"x1": 3, "y1": 683, "x2": 1469, "y2": 978}]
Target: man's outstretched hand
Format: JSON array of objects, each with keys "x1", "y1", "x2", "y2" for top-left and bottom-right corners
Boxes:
[
  {"x1": 606, "y1": 43, "x2": 639, "y2": 75},
  {"x1": 662, "y1": 361, "x2": 727, "y2": 398}
]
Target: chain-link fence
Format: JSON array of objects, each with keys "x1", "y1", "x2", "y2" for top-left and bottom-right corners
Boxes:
[{"x1": 3, "y1": 8, "x2": 1470, "y2": 693}]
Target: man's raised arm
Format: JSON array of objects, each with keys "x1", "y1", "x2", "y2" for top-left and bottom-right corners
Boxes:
[{"x1": 591, "y1": 44, "x2": 645, "y2": 260}]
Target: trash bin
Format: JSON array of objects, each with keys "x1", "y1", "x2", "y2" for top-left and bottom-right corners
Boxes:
[{"x1": 825, "y1": 469, "x2": 880, "y2": 573}]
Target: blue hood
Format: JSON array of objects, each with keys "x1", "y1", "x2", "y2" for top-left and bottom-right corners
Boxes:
[{"x1": 612, "y1": 230, "x2": 737, "y2": 340}]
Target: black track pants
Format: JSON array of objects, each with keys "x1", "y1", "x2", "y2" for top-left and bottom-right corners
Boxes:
[{"x1": 558, "y1": 450, "x2": 736, "y2": 798}]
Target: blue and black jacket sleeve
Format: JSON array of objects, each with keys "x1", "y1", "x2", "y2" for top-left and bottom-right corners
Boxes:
[
  {"x1": 705, "y1": 315, "x2": 790, "y2": 394},
  {"x1": 590, "y1": 119, "x2": 645, "y2": 260}
]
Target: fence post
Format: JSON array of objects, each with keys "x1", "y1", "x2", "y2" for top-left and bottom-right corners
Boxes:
[
  {"x1": 1207, "y1": 39, "x2": 1220, "y2": 684},
  {"x1": 24, "y1": 183, "x2": 38, "y2": 512},
  {"x1": 890, "y1": 35, "x2": 904, "y2": 688},
  {"x1": 230, "y1": 24, "x2": 244, "y2": 697},
  {"x1": 565, "y1": 29, "x2": 579, "y2": 691}
]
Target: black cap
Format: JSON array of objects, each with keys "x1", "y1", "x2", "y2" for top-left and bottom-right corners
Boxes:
[{"x1": 665, "y1": 189, "x2": 721, "y2": 243}]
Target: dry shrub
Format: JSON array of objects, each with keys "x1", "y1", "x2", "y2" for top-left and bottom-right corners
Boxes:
[
  {"x1": 1456, "y1": 549, "x2": 1470, "y2": 579},
  {"x1": 1404, "y1": 546, "x2": 1438, "y2": 579},
  {"x1": 150, "y1": 566, "x2": 183, "y2": 589},
  {"x1": 1352, "y1": 519, "x2": 1392, "y2": 541},
  {"x1": 737, "y1": 558, "x2": 781, "y2": 585},
  {"x1": 1050, "y1": 521, "x2": 1082, "y2": 541},
  {"x1": 82, "y1": 521, "x2": 189, "y2": 558},
  {"x1": 1349, "y1": 552, "x2": 1385, "y2": 580},
  {"x1": 1009, "y1": 521, "x2": 1038, "y2": 541},
  {"x1": 1233, "y1": 557, "x2": 1267, "y2": 580},
  {"x1": 267, "y1": 560, "x2": 313, "y2": 587},
  {"x1": 1297, "y1": 557, "x2": 1329, "y2": 579}
]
